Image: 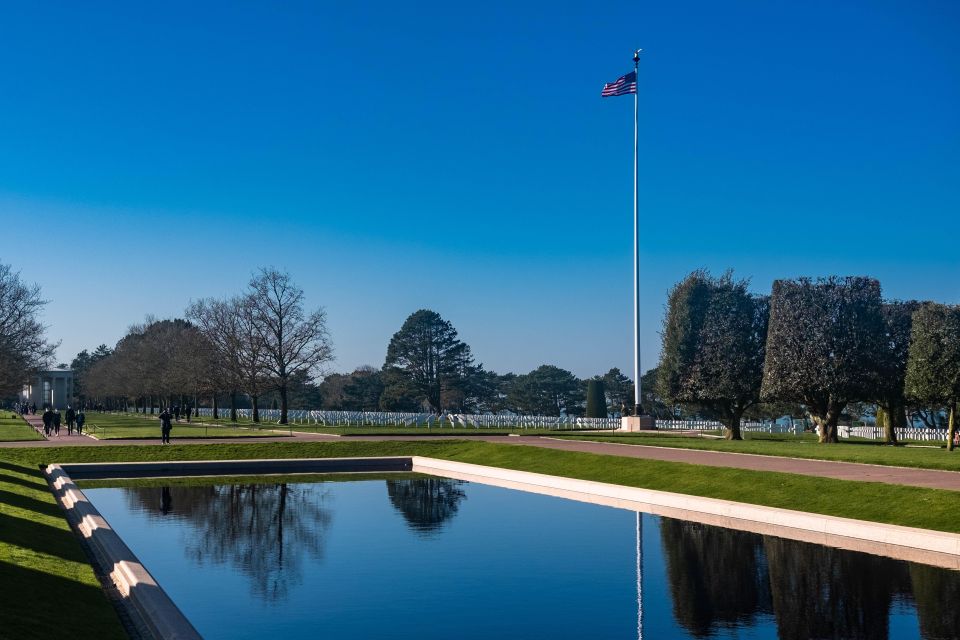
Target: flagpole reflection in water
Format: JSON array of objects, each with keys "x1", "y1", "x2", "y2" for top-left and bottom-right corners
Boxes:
[{"x1": 637, "y1": 511, "x2": 643, "y2": 640}]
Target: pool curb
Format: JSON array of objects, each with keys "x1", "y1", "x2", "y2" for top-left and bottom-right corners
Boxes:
[
  {"x1": 44, "y1": 463, "x2": 203, "y2": 640},
  {"x1": 410, "y1": 456, "x2": 960, "y2": 570}
]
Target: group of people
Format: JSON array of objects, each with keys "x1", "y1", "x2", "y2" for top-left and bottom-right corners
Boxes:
[
  {"x1": 41, "y1": 406, "x2": 86, "y2": 437},
  {"x1": 14, "y1": 402, "x2": 37, "y2": 415}
]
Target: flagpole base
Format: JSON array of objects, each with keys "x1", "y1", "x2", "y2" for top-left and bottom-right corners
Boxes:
[{"x1": 620, "y1": 416, "x2": 656, "y2": 432}]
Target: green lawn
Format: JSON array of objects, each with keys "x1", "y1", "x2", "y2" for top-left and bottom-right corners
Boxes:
[
  {"x1": 554, "y1": 431, "x2": 960, "y2": 472},
  {"x1": 0, "y1": 414, "x2": 44, "y2": 442},
  {"x1": 5, "y1": 438, "x2": 960, "y2": 639},
  {"x1": 0, "y1": 455, "x2": 126, "y2": 639},
  {"x1": 83, "y1": 412, "x2": 289, "y2": 440}
]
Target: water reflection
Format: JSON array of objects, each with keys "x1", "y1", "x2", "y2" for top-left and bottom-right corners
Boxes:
[
  {"x1": 659, "y1": 518, "x2": 771, "y2": 637},
  {"x1": 107, "y1": 481, "x2": 960, "y2": 639},
  {"x1": 125, "y1": 483, "x2": 332, "y2": 601},
  {"x1": 385, "y1": 478, "x2": 466, "y2": 535},
  {"x1": 764, "y1": 535, "x2": 907, "y2": 640},
  {"x1": 657, "y1": 516, "x2": 960, "y2": 640},
  {"x1": 911, "y1": 563, "x2": 960, "y2": 640}
]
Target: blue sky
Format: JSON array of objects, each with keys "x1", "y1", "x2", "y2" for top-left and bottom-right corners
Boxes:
[{"x1": 1, "y1": 0, "x2": 957, "y2": 379}]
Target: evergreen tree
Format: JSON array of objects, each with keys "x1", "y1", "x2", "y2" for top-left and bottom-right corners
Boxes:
[
  {"x1": 762, "y1": 276, "x2": 885, "y2": 443},
  {"x1": 342, "y1": 366, "x2": 384, "y2": 411},
  {"x1": 658, "y1": 270, "x2": 769, "y2": 440},
  {"x1": 585, "y1": 379, "x2": 607, "y2": 418},
  {"x1": 602, "y1": 367, "x2": 635, "y2": 415},
  {"x1": 382, "y1": 309, "x2": 475, "y2": 413},
  {"x1": 507, "y1": 365, "x2": 583, "y2": 416},
  {"x1": 874, "y1": 300, "x2": 923, "y2": 444},
  {"x1": 905, "y1": 303, "x2": 960, "y2": 451}
]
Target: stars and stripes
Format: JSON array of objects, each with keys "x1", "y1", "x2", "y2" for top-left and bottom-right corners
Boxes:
[{"x1": 601, "y1": 71, "x2": 637, "y2": 97}]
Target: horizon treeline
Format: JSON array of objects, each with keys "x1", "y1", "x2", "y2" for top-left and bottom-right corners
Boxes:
[{"x1": 71, "y1": 300, "x2": 644, "y2": 421}]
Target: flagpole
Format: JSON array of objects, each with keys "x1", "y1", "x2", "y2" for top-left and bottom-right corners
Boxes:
[{"x1": 632, "y1": 49, "x2": 642, "y2": 414}]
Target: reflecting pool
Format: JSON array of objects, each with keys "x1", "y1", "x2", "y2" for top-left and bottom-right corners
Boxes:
[{"x1": 84, "y1": 478, "x2": 960, "y2": 639}]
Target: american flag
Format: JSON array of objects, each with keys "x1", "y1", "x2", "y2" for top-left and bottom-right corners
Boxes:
[{"x1": 601, "y1": 71, "x2": 637, "y2": 97}]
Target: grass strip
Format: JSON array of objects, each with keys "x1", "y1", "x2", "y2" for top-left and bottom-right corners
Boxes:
[
  {"x1": 0, "y1": 415, "x2": 44, "y2": 442},
  {"x1": 82, "y1": 412, "x2": 286, "y2": 439},
  {"x1": 0, "y1": 456, "x2": 127, "y2": 639},
  {"x1": 553, "y1": 432, "x2": 960, "y2": 472}
]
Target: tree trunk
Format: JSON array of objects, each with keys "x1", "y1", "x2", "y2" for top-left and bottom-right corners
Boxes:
[
  {"x1": 149, "y1": 395, "x2": 155, "y2": 414},
  {"x1": 881, "y1": 402, "x2": 901, "y2": 445},
  {"x1": 230, "y1": 391, "x2": 238, "y2": 423},
  {"x1": 279, "y1": 385, "x2": 288, "y2": 424},
  {"x1": 814, "y1": 404, "x2": 842, "y2": 443},
  {"x1": 823, "y1": 410, "x2": 840, "y2": 443},
  {"x1": 724, "y1": 410, "x2": 743, "y2": 441},
  {"x1": 212, "y1": 392, "x2": 219, "y2": 420},
  {"x1": 947, "y1": 400, "x2": 957, "y2": 453},
  {"x1": 277, "y1": 484, "x2": 287, "y2": 564},
  {"x1": 252, "y1": 395, "x2": 260, "y2": 423}
]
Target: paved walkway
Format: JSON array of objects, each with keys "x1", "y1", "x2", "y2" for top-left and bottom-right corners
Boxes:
[
  {"x1": 4, "y1": 421, "x2": 960, "y2": 492},
  {"x1": 20, "y1": 413, "x2": 97, "y2": 445}
]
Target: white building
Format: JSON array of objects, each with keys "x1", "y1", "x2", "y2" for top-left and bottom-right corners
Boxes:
[{"x1": 22, "y1": 368, "x2": 74, "y2": 409}]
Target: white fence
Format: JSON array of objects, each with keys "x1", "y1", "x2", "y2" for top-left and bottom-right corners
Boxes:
[
  {"x1": 839, "y1": 425, "x2": 949, "y2": 442},
  {"x1": 654, "y1": 419, "x2": 804, "y2": 435},
  {"x1": 193, "y1": 408, "x2": 621, "y2": 430},
  {"x1": 183, "y1": 410, "x2": 947, "y2": 441}
]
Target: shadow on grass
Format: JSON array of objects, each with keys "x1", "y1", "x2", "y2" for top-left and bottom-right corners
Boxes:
[
  {"x1": 0, "y1": 560, "x2": 126, "y2": 640},
  {"x1": 0, "y1": 488, "x2": 64, "y2": 519},
  {"x1": 0, "y1": 469, "x2": 47, "y2": 491},
  {"x1": 0, "y1": 460, "x2": 37, "y2": 475},
  {"x1": 0, "y1": 512, "x2": 88, "y2": 563}
]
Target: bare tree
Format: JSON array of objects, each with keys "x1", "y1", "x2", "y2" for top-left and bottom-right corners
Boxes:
[
  {"x1": 83, "y1": 317, "x2": 210, "y2": 413},
  {"x1": 0, "y1": 263, "x2": 57, "y2": 397},
  {"x1": 187, "y1": 296, "x2": 272, "y2": 422},
  {"x1": 237, "y1": 297, "x2": 270, "y2": 421},
  {"x1": 247, "y1": 268, "x2": 333, "y2": 424},
  {"x1": 187, "y1": 298, "x2": 245, "y2": 421}
]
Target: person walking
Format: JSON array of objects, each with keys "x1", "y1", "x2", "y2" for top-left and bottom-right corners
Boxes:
[
  {"x1": 42, "y1": 408, "x2": 53, "y2": 436},
  {"x1": 66, "y1": 406, "x2": 76, "y2": 436},
  {"x1": 76, "y1": 409, "x2": 86, "y2": 436},
  {"x1": 159, "y1": 408, "x2": 172, "y2": 444},
  {"x1": 53, "y1": 409, "x2": 62, "y2": 437}
]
